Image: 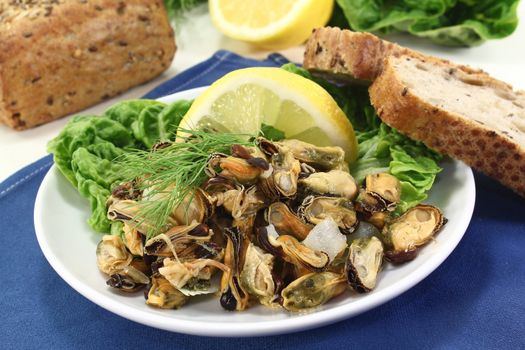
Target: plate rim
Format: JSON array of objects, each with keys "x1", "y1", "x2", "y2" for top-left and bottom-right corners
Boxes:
[{"x1": 34, "y1": 87, "x2": 476, "y2": 337}]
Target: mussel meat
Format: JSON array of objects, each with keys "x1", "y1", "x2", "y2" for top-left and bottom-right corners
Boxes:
[
  {"x1": 266, "y1": 202, "x2": 313, "y2": 240},
  {"x1": 146, "y1": 274, "x2": 189, "y2": 309},
  {"x1": 298, "y1": 170, "x2": 358, "y2": 200},
  {"x1": 277, "y1": 139, "x2": 346, "y2": 171},
  {"x1": 365, "y1": 173, "x2": 402, "y2": 204},
  {"x1": 239, "y1": 243, "x2": 275, "y2": 306},
  {"x1": 281, "y1": 272, "x2": 347, "y2": 311},
  {"x1": 270, "y1": 149, "x2": 301, "y2": 197},
  {"x1": 355, "y1": 173, "x2": 401, "y2": 213},
  {"x1": 345, "y1": 236, "x2": 384, "y2": 293},
  {"x1": 206, "y1": 153, "x2": 265, "y2": 185},
  {"x1": 106, "y1": 264, "x2": 150, "y2": 292},
  {"x1": 299, "y1": 196, "x2": 358, "y2": 233},
  {"x1": 159, "y1": 258, "x2": 229, "y2": 296},
  {"x1": 96, "y1": 235, "x2": 132, "y2": 275},
  {"x1": 383, "y1": 205, "x2": 446, "y2": 263},
  {"x1": 123, "y1": 222, "x2": 144, "y2": 256},
  {"x1": 144, "y1": 222, "x2": 213, "y2": 257},
  {"x1": 220, "y1": 228, "x2": 250, "y2": 311},
  {"x1": 257, "y1": 227, "x2": 329, "y2": 272}
]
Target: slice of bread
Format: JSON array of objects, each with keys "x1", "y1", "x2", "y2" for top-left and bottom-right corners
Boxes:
[
  {"x1": 303, "y1": 27, "x2": 482, "y2": 83},
  {"x1": 369, "y1": 54, "x2": 525, "y2": 197}
]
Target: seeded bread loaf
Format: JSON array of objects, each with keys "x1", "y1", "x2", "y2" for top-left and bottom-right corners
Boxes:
[
  {"x1": 0, "y1": 0, "x2": 175, "y2": 130},
  {"x1": 303, "y1": 27, "x2": 482, "y2": 83},
  {"x1": 369, "y1": 54, "x2": 525, "y2": 197}
]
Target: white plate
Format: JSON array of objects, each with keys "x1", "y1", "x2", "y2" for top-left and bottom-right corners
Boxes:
[{"x1": 34, "y1": 87, "x2": 476, "y2": 337}]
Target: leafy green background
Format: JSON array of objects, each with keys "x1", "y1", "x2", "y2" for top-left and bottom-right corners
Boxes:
[{"x1": 330, "y1": 0, "x2": 521, "y2": 46}]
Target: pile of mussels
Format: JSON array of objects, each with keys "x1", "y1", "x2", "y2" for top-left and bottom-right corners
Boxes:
[{"x1": 96, "y1": 138, "x2": 446, "y2": 312}]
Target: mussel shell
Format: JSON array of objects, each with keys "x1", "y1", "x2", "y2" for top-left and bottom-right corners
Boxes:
[
  {"x1": 345, "y1": 236, "x2": 384, "y2": 293},
  {"x1": 382, "y1": 204, "x2": 446, "y2": 263}
]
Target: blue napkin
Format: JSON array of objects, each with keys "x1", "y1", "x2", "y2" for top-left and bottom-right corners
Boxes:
[{"x1": 1, "y1": 50, "x2": 524, "y2": 349}]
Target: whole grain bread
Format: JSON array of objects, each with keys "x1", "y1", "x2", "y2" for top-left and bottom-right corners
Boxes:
[
  {"x1": 303, "y1": 27, "x2": 482, "y2": 83},
  {"x1": 369, "y1": 54, "x2": 525, "y2": 197},
  {"x1": 0, "y1": 0, "x2": 175, "y2": 130}
]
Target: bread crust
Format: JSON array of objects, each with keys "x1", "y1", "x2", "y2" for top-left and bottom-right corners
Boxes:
[
  {"x1": 369, "y1": 55, "x2": 525, "y2": 197},
  {"x1": 0, "y1": 0, "x2": 175, "y2": 130},
  {"x1": 304, "y1": 27, "x2": 482, "y2": 83}
]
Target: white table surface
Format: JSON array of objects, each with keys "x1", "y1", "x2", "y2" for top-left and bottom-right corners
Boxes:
[{"x1": 1, "y1": 4, "x2": 524, "y2": 182}]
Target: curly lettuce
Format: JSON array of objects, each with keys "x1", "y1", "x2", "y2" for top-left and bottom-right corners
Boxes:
[
  {"x1": 332, "y1": 0, "x2": 521, "y2": 46},
  {"x1": 47, "y1": 99, "x2": 192, "y2": 233}
]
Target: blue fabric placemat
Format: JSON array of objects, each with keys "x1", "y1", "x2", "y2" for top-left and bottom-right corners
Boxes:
[{"x1": 1, "y1": 50, "x2": 524, "y2": 349}]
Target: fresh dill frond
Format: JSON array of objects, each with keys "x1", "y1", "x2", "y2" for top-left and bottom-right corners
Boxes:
[{"x1": 117, "y1": 129, "x2": 255, "y2": 239}]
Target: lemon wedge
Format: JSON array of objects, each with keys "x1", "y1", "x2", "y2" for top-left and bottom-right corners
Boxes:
[
  {"x1": 178, "y1": 67, "x2": 357, "y2": 162},
  {"x1": 209, "y1": 0, "x2": 334, "y2": 49}
]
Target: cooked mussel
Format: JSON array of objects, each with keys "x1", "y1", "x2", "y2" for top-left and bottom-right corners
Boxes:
[
  {"x1": 281, "y1": 272, "x2": 347, "y2": 311},
  {"x1": 299, "y1": 196, "x2": 358, "y2": 233},
  {"x1": 145, "y1": 274, "x2": 189, "y2": 309},
  {"x1": 144, "y1": 222, "x2": 213, "y2": 257},
  {"x1": 220, "y1": 228, "x2": 250, "y2": 311},
  {"x1": 122, "y1": 222, "x2": 143, "y2": 256},
  {"x1": 240, "y1": 243, "x2": 276, "y2": 306},
  {"x1": 212, "y1": 185, "x2": 266, "y2": 220},
  {"x1": 277, "y1": 139, "x2": 346, "y2": 171},
  {"x1": 96, "y1": 235, "x2": 133, "y2": 275},
  {"x1": 365, "y1": 173, "x2": 401, "y2": 204},
  {"x1": 346, "y1": 236, "x2": 384, "y2": 293},
  {"x1": 382, "y1": 204, "x2": 446, "y2": 263},
  {"x1": 106, "y1": 264, "x2": 150, "y2": 292},
  {"x1": 206, "y1": 153, "x2": 265, "y2": 185},
  {"x1": 355, "y1": 173, "x2": 402, "y2": 213},
  {"x1": 159, "y1": 258, "x2": 229, "y2": 296},
  {"x1": 266, "y1": 202, "x2": 313, "y2": 240},
  {"x1": 298, "y1": 170, "x2": 358, "y2": 200},
  {"x1": 257, "y1": 227, "x2": 329, "y2": 272},
  {"x1": 270, "y1": 149, "x2": 301, "y2": 197}
]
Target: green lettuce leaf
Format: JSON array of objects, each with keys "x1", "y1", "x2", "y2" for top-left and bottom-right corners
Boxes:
[
  {"x1": 333, "y1": 0, "x2": 520, "y2": 46},
  {"x1": 48, "y1": 99, "x2": 192, "y2": 233}
]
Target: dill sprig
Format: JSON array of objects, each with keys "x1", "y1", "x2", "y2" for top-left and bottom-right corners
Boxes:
[{"x1": 117, "y1": 129, "x2": 255, "y2": 238}]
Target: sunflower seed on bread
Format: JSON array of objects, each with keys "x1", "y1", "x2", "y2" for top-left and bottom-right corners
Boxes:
[{"x1": 369, "y1": 54, "x2": 525, "y2": 197}]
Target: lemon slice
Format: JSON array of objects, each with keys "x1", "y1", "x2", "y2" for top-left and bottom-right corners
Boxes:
[
  {"x1": 209, "y1": 0, "x2": 334, "y2": 49},
  {"x1": 178, "y1": 67, "x2": 357, "y2": 162}
]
